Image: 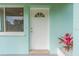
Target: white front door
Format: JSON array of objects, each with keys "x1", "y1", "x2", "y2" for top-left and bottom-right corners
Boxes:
[{"x1": 30, "y1": 8, "x2": 49, "y2": 50}]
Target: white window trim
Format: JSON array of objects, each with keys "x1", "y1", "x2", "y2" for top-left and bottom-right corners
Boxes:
[
  {"x1": 0, "y1": 7, "x2": 24, "y2": 36},
  {"x1": 0, "y1": 32, "x2": 24, "y2": 36},
  {"x1": 4, "y1": 8, "x2": 6, "y2": 32}
]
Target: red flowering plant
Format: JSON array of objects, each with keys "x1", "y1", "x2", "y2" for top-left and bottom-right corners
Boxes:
[{"x1": 59, "y1": 33, "x2": 73, "y2": 52}]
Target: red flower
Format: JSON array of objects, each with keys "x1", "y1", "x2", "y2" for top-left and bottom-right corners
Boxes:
[
  {"x1": 59, "y1": 33, "x2": 73, "y2": 52},
  {"x1": 63, "y1": 33, "x2": 73, "y2": 45}
]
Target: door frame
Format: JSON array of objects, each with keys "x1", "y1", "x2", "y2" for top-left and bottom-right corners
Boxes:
[{"x1": 29, "y1": 7, "x2": 50, "y2": 54}]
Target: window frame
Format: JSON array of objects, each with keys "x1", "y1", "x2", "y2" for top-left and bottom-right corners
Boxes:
[{"x1": 0, "y1": 7, "x2": 24, "y2": 36}]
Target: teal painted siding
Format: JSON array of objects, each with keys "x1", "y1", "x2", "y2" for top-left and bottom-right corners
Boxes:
[
  {"x1": 73, "y1": 3, "x2": 79, "y2": 56},
  {"x1": 0, "y1": 4, "x2": 29, "y2": 55},
  {"x1": 50, "y1": 4, "x2": 73, "y2": 54}
]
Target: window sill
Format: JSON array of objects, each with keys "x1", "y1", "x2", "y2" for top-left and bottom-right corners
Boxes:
[{"x1": 0, "y1": 32, "x2": 24, "y2": 36}]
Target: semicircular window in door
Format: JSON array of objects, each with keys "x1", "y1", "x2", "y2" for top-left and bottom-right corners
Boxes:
[{"x1": 35, "y1": 12, "x2": 45, "y2": 17}]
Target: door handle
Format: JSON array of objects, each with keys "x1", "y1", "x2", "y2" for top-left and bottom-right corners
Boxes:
[{"x1": 30, "y1": 27, "x2": 32, "y2": 32}]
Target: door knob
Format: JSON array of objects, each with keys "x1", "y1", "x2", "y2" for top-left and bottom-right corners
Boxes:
[{"x1": 30, "y1": 27, "x2": 32, "y2": 32}]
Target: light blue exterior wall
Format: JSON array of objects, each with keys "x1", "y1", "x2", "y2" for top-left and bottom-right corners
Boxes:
[
  {"x1": 0, "y1": 4, "x2": 29, "y2": 55},
  {"x1": 0, "y1": 3, "x2": 73, "y2": 55},
  {"x1": 50, "y1": 4, "x2": 73, "y2": 54},
  {"x1": 73, "y1": 3, "x2": 79, "y2": 56}
]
